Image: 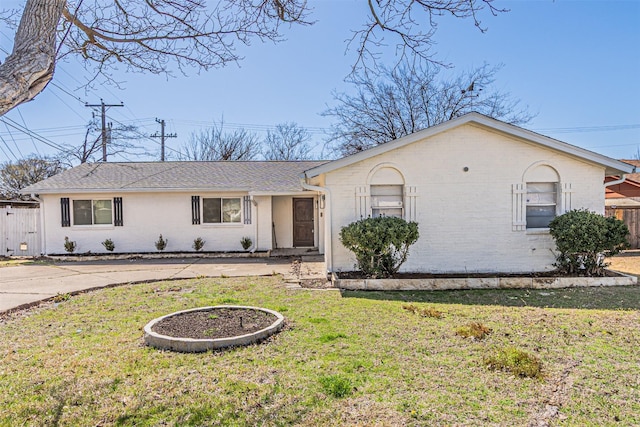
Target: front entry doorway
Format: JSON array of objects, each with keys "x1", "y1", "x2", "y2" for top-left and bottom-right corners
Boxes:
[{"x1": 293, "y1": 198, "x2": 314, "y2": 247}]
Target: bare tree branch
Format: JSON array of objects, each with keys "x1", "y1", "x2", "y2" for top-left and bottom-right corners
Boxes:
[
  {"x1": 262, "y1": 122, "x2": 313, "y2": 160},
  {"x1": 1, "y1": 0, "x2": 506, "y2": 118},
  {"x1": 0, "y1": 0, "x2": 65, "y2": 116},
  {"x1": 324, "y1": 62, "x2": 534, "y2": 156},
  {"x1": 180, "y1": 119, "x2": 261, "y2": 161}
]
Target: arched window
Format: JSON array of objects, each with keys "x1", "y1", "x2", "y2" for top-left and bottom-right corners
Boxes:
[{"x1": 370, "y1": 166, "x2": 404, "y2": 218}]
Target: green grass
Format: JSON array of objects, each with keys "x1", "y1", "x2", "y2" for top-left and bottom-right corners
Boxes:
[{"x1": 0, "y1": 277, "x2": 639, "y2": 426}]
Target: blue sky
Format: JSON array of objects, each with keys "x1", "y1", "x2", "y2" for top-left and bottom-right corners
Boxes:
[{"x1": 0, "y1": 0, "x2": 638, "y2": 163}]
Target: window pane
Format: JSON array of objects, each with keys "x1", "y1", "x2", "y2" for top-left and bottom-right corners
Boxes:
[
  {"x1": 527, "y1": 182, "x2": 557, "y2": 204},
  {"x1": 73, "y1": 200, "x2": 93, "y2": 225},
  {"x1": 223, "y1": 198, "x2": 241, "y2": 223},
  {"x1": 93, "y1": 200, "x2": 112, "y2": 225},
  {"x1": 203, "y1": 198, "x2": 221, "y2": 223},
  {"x1": 526, "y1": 206, "x2": 555, "y2": 228},
  {"x1": 371, "y1": 185, "x2": 403, "y2": 211},
  {"x1": 372, "y1": 208, "x2": 403, "y2": 218}
]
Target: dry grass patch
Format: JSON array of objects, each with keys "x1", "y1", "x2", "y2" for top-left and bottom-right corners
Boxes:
[
  {"x1": 455, "y1": 322, "x2": 492, "y2": 340},
  {"x1": 402, "y1": 303, "x2": 444, "y2": 318}
]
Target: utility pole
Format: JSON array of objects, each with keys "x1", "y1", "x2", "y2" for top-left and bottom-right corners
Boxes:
[
  {"x1": 150, "y1": 118, "x2": 177, "y2": 161},
  {"x1": 85, "y1": 99, "x2": 124, "y2": 161}
]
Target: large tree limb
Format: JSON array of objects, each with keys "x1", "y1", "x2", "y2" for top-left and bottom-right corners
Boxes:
[{"x1": 0, "y1": 0, "x2": 65, "y2": 116}]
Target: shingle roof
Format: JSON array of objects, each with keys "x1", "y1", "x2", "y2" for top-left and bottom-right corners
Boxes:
[
  {"x1": 620, "y1": 159, "x2": 640, "y2": 183},
  {"x1": 23, "y1": 161, "x2": 329, "y2": 194}
]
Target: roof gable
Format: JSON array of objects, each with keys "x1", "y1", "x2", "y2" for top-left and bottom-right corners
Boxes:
[{"x1": 303, "y1": 113, "x2": 635, "y2": 178}]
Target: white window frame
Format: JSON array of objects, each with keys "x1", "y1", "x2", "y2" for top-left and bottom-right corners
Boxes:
[
  {"x1": 202, "y1": 197, "x2": 242, "y2": 224},
  {"x1": 525, "y1": 182, "x2": 558, "y2": 230},
  {"x1": 370, "y1": 184, "x2": 404, "y2": 218},
  {"x1": 72, "y1": 199, "x2": 113, "y2": 226}
]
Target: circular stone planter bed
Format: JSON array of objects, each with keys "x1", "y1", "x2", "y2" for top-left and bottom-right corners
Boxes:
[{"x1": 144, "y1": 305, "x2": 284, "y2": 353}]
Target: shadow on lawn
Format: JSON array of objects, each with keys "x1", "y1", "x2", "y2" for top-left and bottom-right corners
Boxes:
[{"x1": 341, "y1": 285, "x2": 640, "y2": 310}]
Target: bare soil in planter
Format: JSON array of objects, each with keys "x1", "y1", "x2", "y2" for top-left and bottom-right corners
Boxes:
[{"x1": 151, "y1": 308, "x2": 276, "y2": 340}]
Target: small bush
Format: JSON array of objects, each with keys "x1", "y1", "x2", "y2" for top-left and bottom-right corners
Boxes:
[
  {"x1": 484, "y1": 347, "x2": 542, "y2": 378},
  {"x1": 402, "y1": 303, "x2": 443, "y2": 319},
  {"x1": 101, "y1": 238, "x2": 115, "y2": 252},
  {"x1": 155, "y1": 234, "x2": 168, "y2": 251},
  {"x1": 456, "y1": 322, "x2": 492, "y2": 340},
  {"x1": 339, "y1": 216, "x2": 419, "y2": 278},
  {"x1": 240, "y1": 236, "x2": 252, "y2": 251},
  {"x1": 63, "y1": 237, "x2": 76, "y2": 253},
  {"x1": 192, "y1": 237, "x2": 205, "y2": 251},
  {"x1": 319, "y1": 375, "x2": 353, "y2": 398},
  {"x1": 549, "y1": 209, "x2": 629, "y2": 276}
]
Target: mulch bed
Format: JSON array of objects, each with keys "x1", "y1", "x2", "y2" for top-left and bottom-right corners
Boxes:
[{"x1": 151, "y1": 308, "x2": 277, "y2": 340}]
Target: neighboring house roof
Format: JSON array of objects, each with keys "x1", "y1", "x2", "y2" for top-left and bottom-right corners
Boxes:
[
  {"x1": 303, "y1": 112, "x2": 636, "y2": 178},
  {"x1": 23, "y1": 161, "x2": 329, "y2": 195},
  {"x1": 619, "y1": 159, "x2": 640, "y2": 182},
  {"x1": 605, "y1": 160, "x2": 640, "y2": 199}
]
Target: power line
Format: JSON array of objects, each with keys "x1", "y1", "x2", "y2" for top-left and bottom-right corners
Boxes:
[
  {"x1": 0, "y1": 117, "x2": 67, "y2": 152},
  {"x1": 16, "y1": 108, "x2": 40, "y2": 155},
  {"x1": 0, "y1": 135, "x2": 18, "y2": 161}
]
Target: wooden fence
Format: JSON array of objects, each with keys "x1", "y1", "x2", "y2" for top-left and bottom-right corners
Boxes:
[
  {"x1": 605, "y1": 206, "x2": 640, "y2": 249},
  {"x1": 0, "y1": 206, "x2": 41, "y2": 256}
]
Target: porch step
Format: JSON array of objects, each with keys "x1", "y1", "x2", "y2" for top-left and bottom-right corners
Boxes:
[{"x1": 270, "y1": 248, "x2": 319, "y2": 257}]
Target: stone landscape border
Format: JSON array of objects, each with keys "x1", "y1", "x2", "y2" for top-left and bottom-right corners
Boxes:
[
  {"x1": 144, "y1": 305, "x2": 284, "y2": 353},
  {"x1": 332, "y1": 271, "x2": 638, "y2": 291}
]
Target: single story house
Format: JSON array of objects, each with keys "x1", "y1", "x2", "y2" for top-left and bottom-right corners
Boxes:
[{"x1": 23, "y1": 113, "x2": 635, "y2": 274}]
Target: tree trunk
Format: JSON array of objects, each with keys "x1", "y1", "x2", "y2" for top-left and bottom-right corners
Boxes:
[{"x1": 0, "y1": 0, "x2": 65, "y2": 116}]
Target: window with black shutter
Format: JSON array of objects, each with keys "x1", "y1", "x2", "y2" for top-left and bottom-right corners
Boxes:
[
  {"x1": 191, "y1": 196, "x2": 200, "y2": 224},
  {"x1": 114, "y1": 197, "x2": 123, "y2": 226},
  {"x1": 61, "y1": 197, "x2": 70, "y2": 227}
]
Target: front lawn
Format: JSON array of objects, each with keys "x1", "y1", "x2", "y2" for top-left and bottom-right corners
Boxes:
[{"x1": 1, "y1": 277, "x2": 638, "y2": 426}]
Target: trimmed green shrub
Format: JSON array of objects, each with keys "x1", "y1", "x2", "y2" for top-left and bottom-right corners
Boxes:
[
  {"x1": 63, "y1": 236, "x2": 76, "y2": 253},
  {"x1": 155, "y1": 234, "x2": 168, "y2": 251},
  {"x1": 101, "y1": 238, "x2": 115, "y2": 252},
  {"x1": 240, "y1": 236, "x2": 252, "y2": 251},
  {"x1": 339, "y1": 216, "x2": 419, "y2": 278},
  {"x1": 549, "y1": 209, "x2": 629, "y2": 276},
  {"x1": 192, "y1": 237, "x2": 205, "y2": 251}
]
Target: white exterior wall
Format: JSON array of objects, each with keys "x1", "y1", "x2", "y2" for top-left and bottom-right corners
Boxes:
[
  {"x1": 325, "y1": 124, "x2": 606, "y2": 273},
  {"x1": 40, "y1": 191, "x2": 271, "y2": 254},
  {"x1": 272, "y1": 196, "x2": 293, "y2": 248}
]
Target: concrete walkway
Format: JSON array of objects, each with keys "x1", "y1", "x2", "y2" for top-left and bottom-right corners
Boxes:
[{"x1": 0, "y1": 256, "x2": 327, "y2": 313}]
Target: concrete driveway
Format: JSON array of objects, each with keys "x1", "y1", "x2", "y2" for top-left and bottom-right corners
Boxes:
[{"x1": 0, "y1": 256, "x2": 326, "y2": 313}]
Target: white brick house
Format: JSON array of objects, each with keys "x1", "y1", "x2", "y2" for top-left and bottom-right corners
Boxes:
[{"x1": 24, "y1": 113, "x2": 634, "y2": 274}]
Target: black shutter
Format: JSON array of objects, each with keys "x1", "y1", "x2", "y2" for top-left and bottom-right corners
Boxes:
[
  {"x1": 114, "y1": 197, "x2": 123, "y2": 226},
  {"x1": 191, "y1": 196, "x2": 200, "y2": 224},
  {"x1": 61, "y1": 197, "x2": 70, "y2": 227},
  {"x1": 243, "y1": 195, "x2": 252, "y2": 224}
]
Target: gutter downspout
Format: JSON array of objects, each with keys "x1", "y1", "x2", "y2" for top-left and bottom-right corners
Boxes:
[
  {"x1": 604, "y1": 174, "x2": 627, "y2": 188},
  {"x1": 300, "y1": 175, "x2": 332, "y2": 274},
  {"x1": 31, "y1": 193, "x2": 46, "y2": 256}
]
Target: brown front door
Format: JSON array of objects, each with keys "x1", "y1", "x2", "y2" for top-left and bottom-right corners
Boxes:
[{"x1": 293, "y1": 198, "x2": 314, "y2": 247}]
